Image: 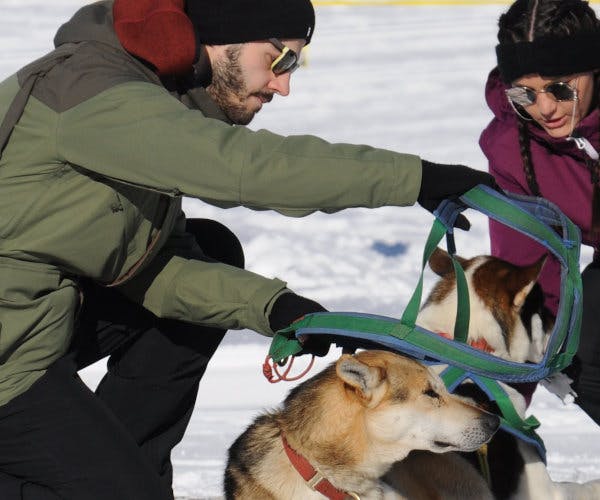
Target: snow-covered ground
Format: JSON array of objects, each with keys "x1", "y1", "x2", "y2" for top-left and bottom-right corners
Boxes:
[{"x1": 1, "y1": 1, "x2": 599, "y2": 499}]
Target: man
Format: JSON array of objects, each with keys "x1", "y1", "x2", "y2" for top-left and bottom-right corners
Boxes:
[{"x1": 0, "y1": 0, "x2": 496, "y2": 498}]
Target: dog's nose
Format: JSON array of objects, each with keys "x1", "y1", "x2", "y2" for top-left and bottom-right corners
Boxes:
[{"x1": 481, "y1": 412, "x2": 501, "y2": 434}]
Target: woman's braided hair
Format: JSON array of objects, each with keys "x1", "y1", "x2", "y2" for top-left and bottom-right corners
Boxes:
[{"x1": 497, "y1": 0, "x2": 600, "y2": 235}]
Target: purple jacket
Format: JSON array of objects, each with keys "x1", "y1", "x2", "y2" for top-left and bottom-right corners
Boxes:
[{"x1": 480, "y1": 68, "x2": 600, "y2": 316}]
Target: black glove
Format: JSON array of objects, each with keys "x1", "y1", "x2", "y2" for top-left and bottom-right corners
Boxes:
[
  {"x1": 269, "y1": 292, "x2": 330, "y2": 357},
  {"x1": 417, "y1": 160, "x2": 500, "y2": 230}
]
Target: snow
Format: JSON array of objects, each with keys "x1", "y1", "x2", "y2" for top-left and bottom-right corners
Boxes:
[{"x1": 1, "y1": 1, "x2": 599, "y2": 499}]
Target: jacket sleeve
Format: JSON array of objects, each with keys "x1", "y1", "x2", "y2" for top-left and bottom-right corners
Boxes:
[
  {"x1": 56, "y1": 81, "x2": 422, "y2": 216},
  {"x1": 482, "y1": 121, "x2": 561, "y2": 316},
  {"x1": 118, "y1": 213, "x2": 289, "y2": 336}
]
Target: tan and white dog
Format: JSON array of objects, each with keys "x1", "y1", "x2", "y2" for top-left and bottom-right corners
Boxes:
[
  {"x1": 383, "y1": 381, "x2": 600, "y2": 500},
  {"x1": 224, "y1": 349, "x2": 499, "y2": 500}
]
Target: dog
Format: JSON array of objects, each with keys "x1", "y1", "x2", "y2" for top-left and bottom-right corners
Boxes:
[
  {"x1": 224, "y1": 349, "x2": 499, "y2": 499},
  {"x1": 416, "y1": 247, "x2": 552, "y2": 364},
  {"x1": 400, "y1": 247, "x2": 600, "y2": 500}
]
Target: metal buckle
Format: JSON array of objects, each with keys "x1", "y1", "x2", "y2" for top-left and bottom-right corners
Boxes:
[
  {"x1": 306, "y1": 470, "x2": 326, "y2": 490},
  {"x1": 306, "y1": 469, "x2": 361, "y2": 500}
]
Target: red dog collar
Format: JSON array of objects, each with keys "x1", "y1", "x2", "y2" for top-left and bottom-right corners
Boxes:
[{"x1": 281, "y1": 434, "x2": 359, "y2": 500}]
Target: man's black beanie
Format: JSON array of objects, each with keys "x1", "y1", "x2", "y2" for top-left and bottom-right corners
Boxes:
[{"x1": 185, "y1": 0, "x2": 316, "y2": 45}]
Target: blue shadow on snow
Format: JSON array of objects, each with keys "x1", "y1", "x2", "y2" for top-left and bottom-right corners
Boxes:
[{"x1": 371, "y1": 241, "x2": 408, "y2": 257}]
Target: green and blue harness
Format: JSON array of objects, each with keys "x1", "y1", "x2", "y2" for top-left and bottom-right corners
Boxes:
[{"x1": 267, "y1": 185, "x2": 582, "y2": 461}]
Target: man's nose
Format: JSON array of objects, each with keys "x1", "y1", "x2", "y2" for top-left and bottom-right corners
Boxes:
[{"x1": 268, "y1": 72, "x2": 291, "y2": 96}]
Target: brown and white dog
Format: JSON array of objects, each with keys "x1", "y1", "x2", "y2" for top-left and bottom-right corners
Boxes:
[
  {"x1": 224, "y1": 349, "x2": 499, "y2": 500},
  {"x1": 416, "y1": 247, "x2": 552, "y2": 364},
  {"x1": 407, "y1": 248, "x2": 600, "y2": 500}
]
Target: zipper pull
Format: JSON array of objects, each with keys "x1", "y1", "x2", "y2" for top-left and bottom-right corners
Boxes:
[{"x1": 567, "y1": 135, "x2": 600, "y2": 160}]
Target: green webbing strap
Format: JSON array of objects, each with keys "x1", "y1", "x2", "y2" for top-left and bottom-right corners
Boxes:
[
  {"x1": 452, "y1": 254, "x2": 470, "y2": 343},
  {"x1": 400, "y1": 218, "x2": 470, "y2": 343},
  {"x1": 441, "y1": 366, "x2": 546, "y2": 458},
  {"x1": 397, "y1": 220, "x2": 444, "y2": 332},
  {"x1": 268, "y1": 327, "x2": 303, "y2": 362},
  {"x1": 271, "y1": 312, "x2": 538, "y2": 378}
]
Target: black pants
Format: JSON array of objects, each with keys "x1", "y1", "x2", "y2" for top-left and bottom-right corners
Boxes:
[
  {"x1": 0, "y1": 219, "x2": 244, "y2": 500},
  {"x1": 563, "y1": 258, "x2": 600, "y2": 425}
]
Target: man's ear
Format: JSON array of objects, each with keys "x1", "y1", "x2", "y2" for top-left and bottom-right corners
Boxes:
[{"x1": 336, "y1": 354, "x2": 386, "y2": 407}]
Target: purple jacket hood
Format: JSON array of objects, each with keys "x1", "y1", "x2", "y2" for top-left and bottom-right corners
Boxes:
[{"x1": 483, "y1": 68, "x2": 600, "y2": 160}]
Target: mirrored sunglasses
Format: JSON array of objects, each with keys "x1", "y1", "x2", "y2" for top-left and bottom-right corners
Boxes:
[
  {"x1": 505, "y1": 81, "x2": 578, "y2": 107},
  {"x1": 505, "y1": 80, "x2": 578, "y2": 121},
  {"x1": 269, "y1": 38, "x2": 299, "y2": 75}
]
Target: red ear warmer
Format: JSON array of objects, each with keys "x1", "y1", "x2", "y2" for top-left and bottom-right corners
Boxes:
[{"x1": 113, "y1": 0, "x2": 196, "y2": 76}]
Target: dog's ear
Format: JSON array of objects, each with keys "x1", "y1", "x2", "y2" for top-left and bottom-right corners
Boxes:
[
  {"x1": 336, "y1": 354, "x2": 386, "y2": 407},
  {"x1": 510, "y1": 255, "x2": 547, "y2": 308},
  {"x1": 428, "y1": 247, "x2": 469, "y2": 276}
]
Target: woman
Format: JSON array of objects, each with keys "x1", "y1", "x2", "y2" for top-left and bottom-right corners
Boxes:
[{"x1": 480, "y1": 0, "x2": 600, "y2": 424}]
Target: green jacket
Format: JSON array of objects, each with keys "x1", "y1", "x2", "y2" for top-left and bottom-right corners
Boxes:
[{"x1": 0, "y1": 0, "x2": 422, "y2": 405}]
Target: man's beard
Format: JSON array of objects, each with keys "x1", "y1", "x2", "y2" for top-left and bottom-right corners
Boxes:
[{"x1": 206, "y1": 46, "x2": 270, "y2": 125}]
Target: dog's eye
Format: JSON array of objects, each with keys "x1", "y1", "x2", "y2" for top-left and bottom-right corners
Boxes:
[{"x1": 423, "y1": 388, "x2": 440, "y2": 399}]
